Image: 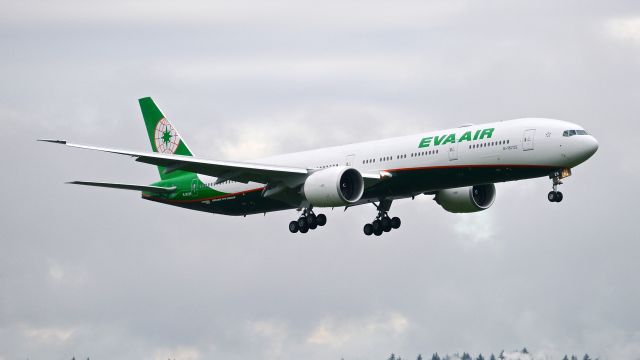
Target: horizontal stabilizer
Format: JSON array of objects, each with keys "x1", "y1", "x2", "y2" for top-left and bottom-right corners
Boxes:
[{"x1": 67, "y1": 181, "x2": 176, "y2": 194}]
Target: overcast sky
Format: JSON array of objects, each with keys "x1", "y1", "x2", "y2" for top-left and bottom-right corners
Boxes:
[{"x1": 1, "y1": 1, "x2": 640, "y2": 359}]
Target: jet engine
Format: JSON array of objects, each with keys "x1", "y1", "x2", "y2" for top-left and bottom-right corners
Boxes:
[
  {"x1": 303, "y1": 166, "x2": 364, "y2": 207},
  {"x1": 434, "y1": 184, "x2": 496, "y2": 213}
]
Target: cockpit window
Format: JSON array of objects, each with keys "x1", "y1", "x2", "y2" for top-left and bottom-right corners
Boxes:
[{"x1": 563, "y1": 129, "x2": 589, "y2": 137}]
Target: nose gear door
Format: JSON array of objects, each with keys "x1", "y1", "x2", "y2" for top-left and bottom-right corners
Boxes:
[{"x1": 523, "y1": 129, "x2": 535, "y2": 151}]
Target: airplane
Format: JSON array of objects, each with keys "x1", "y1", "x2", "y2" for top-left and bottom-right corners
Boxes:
[{"x1": 39, "y1": 97, "x2": 599, "y2": 236}]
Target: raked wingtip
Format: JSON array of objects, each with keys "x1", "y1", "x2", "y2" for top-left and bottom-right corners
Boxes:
[{"x1": 37, "y1": 139, "x2": 67, "y2": 144}]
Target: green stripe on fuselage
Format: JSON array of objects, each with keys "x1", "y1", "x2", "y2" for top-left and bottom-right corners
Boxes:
[{"x1": 143, "y1": 174, "x2": 229, "y2": 202}]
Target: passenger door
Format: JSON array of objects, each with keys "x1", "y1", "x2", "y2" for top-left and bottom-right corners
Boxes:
[
  {"x1": 448, "y1": 143, "x2": 458, "y2": 161},
  {"x1": 523, "y1": 129, "x2": 535, "y2": 151},
  {"x1": 345, "y1": 154, "x2": 355, "y2": 166},
  {"x1": 191, "y1": 179, "x2": 199, "y2": 196}
]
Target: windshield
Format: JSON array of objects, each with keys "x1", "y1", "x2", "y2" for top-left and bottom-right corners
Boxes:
[{"x1": 563, "y1": 129, "x2": 589, "y2": 137}]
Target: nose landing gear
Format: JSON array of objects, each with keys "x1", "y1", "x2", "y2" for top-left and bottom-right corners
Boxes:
[
  {"x1": 548, "y1": 169, "x2": 570, "y2": 203},
  {"x1": 363, "y1": 200, "x2": 401, "y2": 236},
  {"x1": 288, "y1": 207, "x2": 327, "y2": 234}
]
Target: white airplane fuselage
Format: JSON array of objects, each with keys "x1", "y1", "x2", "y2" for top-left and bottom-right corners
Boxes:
[{"x1": 189, "y1": 118, "x2": 597, "y2": 215}]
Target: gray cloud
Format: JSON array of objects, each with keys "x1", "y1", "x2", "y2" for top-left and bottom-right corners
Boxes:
[{"x1": 1, "y1": 1, "x2": 640, "y2": 359}]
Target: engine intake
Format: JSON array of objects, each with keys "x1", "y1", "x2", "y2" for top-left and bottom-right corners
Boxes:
[
  {"x1": 303, "y1": 167, "x2": 364, "y2": 207},
  {"x1": 434, "y1": 184, "x2": 496, "y2": 213}
]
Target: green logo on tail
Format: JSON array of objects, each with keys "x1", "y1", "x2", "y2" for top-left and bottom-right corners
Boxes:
[{"x1": 154, "y1": 118, "x2": 180, "y2": 154}]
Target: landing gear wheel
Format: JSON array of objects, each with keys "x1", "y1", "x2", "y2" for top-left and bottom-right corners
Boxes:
[
  {"x1": 306, "y1": 213, "x2": 317, "y2": 227},
  {"x1": 291, "y1": 207, "x2": 323, "y2": 234},
  {"x1": 365, "y1": 200, "x2": 401, "y2": 236},
  {"x1": 372, "y1": 219, "x2": 382, "y2": 233},
  {"x1": 381, "y1": 217, "x2": 392, "y2": 232},
  {"x1": 289, "y1": 221, "x2": 299, "y2": 233},
  {"x1": 548, "y1": 172, "x2": 567, "y2": 203},
  {"x1": 363, "y1": 223, "x2": 373, "y2": 236}
]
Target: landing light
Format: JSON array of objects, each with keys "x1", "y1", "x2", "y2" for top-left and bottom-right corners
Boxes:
[{"x1": 549, "y1": 168, "x2": 572, "y2": 180}]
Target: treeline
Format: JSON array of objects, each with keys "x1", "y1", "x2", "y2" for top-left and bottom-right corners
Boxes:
[{"x1": 382, "y1": 348, "x2": 598, "y2": 360}]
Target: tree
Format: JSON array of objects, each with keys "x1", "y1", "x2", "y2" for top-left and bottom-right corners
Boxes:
[
  {"x1": 461, "y1": 353, "x2": 472, "y2": 360},
  {"x1": 489, "y1": 354, "x2": 496, "y2": 360},
  {"x1": 431, "y1": 353, "x2": 441, "y2": 360},
  {"x1": 498, "y1": 351, "x2": 505, "y2": 360},
  {"x1": 388, "y1": 354, "x2": 396, "y2": 360},
  {"x1": 522, "y1": 348, "x2": 529, "y2": 354},
  {"x1": 583, "y1": 355, "x2": 592, "y2": 360},
  {"x1": 562, "y1": 356, "x2": 569, "y2": 360},
  {"x1": 477, "y1": 354, "x2": 485, "y2": 360},
  {"x1": 417, "y1": 355, "x2": 423, "y2": 360},
  {"x1": 571, "y1": 356, "x2": 578, "y2": 360}
]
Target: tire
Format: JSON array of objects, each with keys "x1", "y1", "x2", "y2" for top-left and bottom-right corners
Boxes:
[
  {"x1": 306, "y1": 214, "x2": 317, "y2": 227},
  {"x1": 298, "y1": 217, "x2": 307, "y2": 228},
  {"x1": 300, "y1": 226, "x2": 309, "y2": 233},
  {"x1": 289, "y1": 221, "x2": 299, "y2": 233},
  {"x1": 309, "y1": 222, "x2": 318, "y2": 230},
  {"x1": 391, "y1": 217, "x2": 401, "y2": 229},
  {"x1": 556, "y1": 192, "x2": 563, "y2": 202},
  {"x1": 373, "y1": 228, "x2": 383, "y2": 236},
  {"x1": 381, "y1": 217, "x2": 392, "y2": 232},
  {"x1": 316, "y1": 214, "x2": 327, "y2": 226},
  {"x1": 372, "y1": 219, "x2": 382, "y2": 232},
  {"x1": 548, "y1": 191, "x2": 557, "y2": 202},
  {"x1": 363, "y1": 223, "x2": 373, "y2": 236}
]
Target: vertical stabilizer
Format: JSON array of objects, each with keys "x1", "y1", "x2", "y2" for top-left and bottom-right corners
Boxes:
[{"x1": 138, "y1": 97, "x2": 194, "y2": 180}]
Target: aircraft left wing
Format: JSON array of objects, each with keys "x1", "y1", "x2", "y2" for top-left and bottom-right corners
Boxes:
[{"x1": 39, "y1": 140, "x2": 310, "y2": 186}]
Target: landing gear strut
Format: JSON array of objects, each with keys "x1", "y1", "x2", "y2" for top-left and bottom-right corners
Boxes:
[
  {"x1": 363, "y1": 200, "x2": 401, "y2": 236},
  {"x1": 548, "y1": 169, "x2": 570, "y2": 203},
  {"x1": 289, "y1": 207, "x2": 327, "y2": 234}
]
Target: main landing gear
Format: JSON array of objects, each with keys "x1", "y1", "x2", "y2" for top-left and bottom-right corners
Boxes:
[
  {"x1": 289, "y1": 207, "x2": 327, "y2": 234},
  {"x1": 363, "y1": 200, "x2": 401, "y2": 236},
  {"x1": 548, "y1": 170, "x2": 567, "y2": 203}
]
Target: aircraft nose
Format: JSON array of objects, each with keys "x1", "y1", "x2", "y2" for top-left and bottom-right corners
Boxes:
[{"x1": 579, "y1": 135, "x2": 599, "y2": 160}]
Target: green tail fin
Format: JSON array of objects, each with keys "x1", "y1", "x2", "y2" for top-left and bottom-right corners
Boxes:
[{"x1": 139, "y1": 97, "x2": 194, "y2": 180}]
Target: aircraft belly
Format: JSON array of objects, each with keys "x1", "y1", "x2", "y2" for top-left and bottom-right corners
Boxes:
[{"x1": 363, "y1": 164, "x2": 556, "y2": 198}]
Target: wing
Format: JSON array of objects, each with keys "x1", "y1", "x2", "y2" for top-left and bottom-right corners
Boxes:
[
  {"x1": 39, "y1": 139, "x2": 389, "y2": 192},
  {"x1": 39, "y1": 139, "x2": 310, "y2": 186}
]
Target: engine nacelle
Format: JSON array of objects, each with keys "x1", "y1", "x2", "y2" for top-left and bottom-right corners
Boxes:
[
  {"x1": 303, "y1": 166, "x2": 364, "y2": 207},
  {"x1": 434, "y1": 184, "x2": 496, "y2": 213}
]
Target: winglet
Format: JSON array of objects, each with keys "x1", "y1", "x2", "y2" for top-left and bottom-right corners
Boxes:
[{"x1": 37, "y1": 139, "x2": 67, "y2": 144}]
